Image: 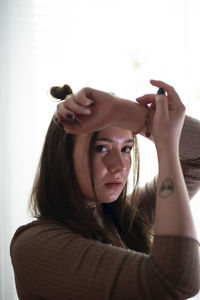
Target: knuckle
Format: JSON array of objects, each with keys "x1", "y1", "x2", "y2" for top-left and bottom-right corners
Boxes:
[
  {"x1": 65, "y1": 94, "x2": 72, "y2": 100},
  {"x1": 73, "y1": 94, "x2": 82, "y2": 106},
  {"x1": 168, "y1": 84, "x2": 174, "y2": 91},
  {"x1": 66, "y1": 95, "x2": 73, "y2": 103},
  {"x1": 56, "y1": 102, "x2": 65, "y2": 112},
  {"x1": 80, "y1": 87, "x2": 87, "y2": 95},
  {"x1": 83, "y1": 87, "x2": 90, "y2": 92},
  {"x1": 82, "y1": 87, "x2": 92, "y2": 97}
]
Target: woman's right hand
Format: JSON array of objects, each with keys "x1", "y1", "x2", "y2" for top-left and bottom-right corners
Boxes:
[{"x1": 53, "y1": 87, "x2": 121, "y2": 134}]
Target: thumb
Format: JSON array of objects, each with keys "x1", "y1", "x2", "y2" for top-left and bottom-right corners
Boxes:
[{"x1": 155, "y1": 94, "x2": 169, "y2": 120}]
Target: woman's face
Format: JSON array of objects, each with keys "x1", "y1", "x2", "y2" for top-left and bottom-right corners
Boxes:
[{"x1": 73, "y1": 126, "x2": 134, "y2": 206}]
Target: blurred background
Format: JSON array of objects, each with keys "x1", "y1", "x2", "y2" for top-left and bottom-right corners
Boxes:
[{"x1": 0, "y1": 0, "x2": 199, "y2": 299}]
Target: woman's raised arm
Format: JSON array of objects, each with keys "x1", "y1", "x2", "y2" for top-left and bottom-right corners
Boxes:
[
  {"x1": 53, "y1": 86, "x2": 150, "y2": 135},
  {"x1": 146, "y1": 80, "x2": 197, "y2": 239}
]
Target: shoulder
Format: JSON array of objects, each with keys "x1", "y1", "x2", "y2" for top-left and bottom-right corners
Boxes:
[
  {"x1": 11, "y1": 219, "x2": 72, "y2": 235},
  {"x1": 11, "y1": 219, "x2": 70, "y2": 240},
  {"x1": 10, "y1": 220, "x2": 78, "y2": 257},
  {"x1": 10, "y1": 219, "x2": 121, "y2": 266},
  {"x1": 10, "y1": 219, "x2": 138, "y2": 274}
]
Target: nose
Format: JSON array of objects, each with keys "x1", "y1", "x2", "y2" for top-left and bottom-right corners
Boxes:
[{"x1": 106, "y1": 150, "x2": 126, "y2": 174}]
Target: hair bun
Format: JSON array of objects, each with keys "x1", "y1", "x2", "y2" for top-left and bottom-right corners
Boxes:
[{"x1": 50, "y1": 84, "x2": 73, "y2": 100}]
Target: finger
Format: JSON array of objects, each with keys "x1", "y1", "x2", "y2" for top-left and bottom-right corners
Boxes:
[
  {"x1": 53, "y1": 112, "x2": 61, "y2": 124},
  {"x1": 150, "y1": 79, "x2": 181, "y2": 103},
  {"x1": 74, "y1": 92, "x2": 94, "y2": 107},
  {"x1": 136, "y1": 94, "x2": 155, "y2": 105},
  {"x1": 57, "y1": 102, "x2": 76, "y2": 120},
  {"x1": 61, "y1": 118, "x2": 76, "y2": 131},
  {"x1": 64, "y1": 97, "x2": 92, "y2": 116},
  {"x1": 60, "y1": 119, "x2": 87, "y2": 135},
  {"x1": 155, "y1": 94, "x2": 169, "y2": 120},
  {"x1": 57, "y1": 99, "x2": 92, "y2": 120}
]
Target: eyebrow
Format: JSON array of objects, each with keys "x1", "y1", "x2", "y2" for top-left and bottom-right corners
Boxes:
[{"x1": 96, "y1": 138, "x2": 134, "y2": 143}]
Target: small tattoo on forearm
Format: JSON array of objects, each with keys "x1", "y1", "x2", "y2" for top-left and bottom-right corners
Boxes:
[{"x1": 159, "y1": 178, "x2": 174, "y2": 198}]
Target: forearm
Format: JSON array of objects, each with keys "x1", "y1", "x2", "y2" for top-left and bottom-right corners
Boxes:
[
  {"x1": 114, "y1": 99, "x2": 150, "y2": 135},
  {"x1": 154, "y1": 147, "x2": 197, "y2": 239}
]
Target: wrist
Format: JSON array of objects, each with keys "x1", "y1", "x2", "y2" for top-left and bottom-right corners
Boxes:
[
  {"x1": 112, "y1": 99, "x2": 150, "y2": 134},
  {"x1": 156, "y1": 144, "x2": 180, "y2": 163}
]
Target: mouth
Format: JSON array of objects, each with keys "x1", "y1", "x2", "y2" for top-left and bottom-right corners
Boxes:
[{"x1": 104, "y1": 182, "x2": 122, "y2": 189}]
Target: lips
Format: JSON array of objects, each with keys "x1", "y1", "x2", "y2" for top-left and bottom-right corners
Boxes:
[
  {"x1": 104, "y1": 182, "x2": 122, "y2": 189},
  {"x1": 106, "y1": 181, "x2": 121, "y2": 184}
]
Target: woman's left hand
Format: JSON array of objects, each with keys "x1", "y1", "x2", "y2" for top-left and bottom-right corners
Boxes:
[{"x1": 136, "y1": 80, "x2": 186, "y2": 150}]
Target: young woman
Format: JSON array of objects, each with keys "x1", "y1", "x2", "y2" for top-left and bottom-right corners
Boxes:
[{"x1": 10, "y1": 80, "x2": 200, "y2": 299}]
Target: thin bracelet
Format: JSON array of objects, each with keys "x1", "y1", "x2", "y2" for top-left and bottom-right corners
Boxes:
[
  {"x1": 133, "y1": 107, "x2": 151, "y2": 137},
  {"x1": 145, "y1": 108, "x2": 151, "y2": 138}
]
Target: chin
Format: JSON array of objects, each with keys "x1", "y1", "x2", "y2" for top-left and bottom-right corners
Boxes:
[
  {"x1": 99, "y1": 193, "x2": 120, "y2": 204},
  {"x1": 101, "y1": 199, "x2": 117, "y2": 204},
  {"x1": 95, "y1": 184, "x2": 126, "y2": 204}
]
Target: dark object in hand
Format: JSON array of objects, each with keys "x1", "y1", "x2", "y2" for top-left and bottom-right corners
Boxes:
[{"x1": 157, "y1": 88, "x2": 165, "y2": 95}]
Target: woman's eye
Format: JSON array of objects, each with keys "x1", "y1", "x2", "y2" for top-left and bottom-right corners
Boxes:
[
  {"x1": 94, "y1": 145, "x2": 133, "y2": 153},
  {"x1": 122, "y1": 146, "x2": 133, "y2": 153},
  {"x1": 94, "y1": 145, "x2": 108, "y2": 152}
]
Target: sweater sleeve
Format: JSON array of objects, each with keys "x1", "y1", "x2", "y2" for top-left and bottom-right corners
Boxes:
[
  {"x1": 10, "y1": 221, "x2": 200, "y2": 300},
  {"x1": 138, "y1": 115, "x2": 200, "y2": 225}
]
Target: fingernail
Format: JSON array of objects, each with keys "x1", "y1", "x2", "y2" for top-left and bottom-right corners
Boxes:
[
  {"x1": 157, "y1": 88, "x2": 165, "y2": 95},
  {"x1": 83, "y1": 109, "x2": 91, "y2": 115},
  {"x1": 66, "y1": 113, "x2": 73, "y2": 119}
]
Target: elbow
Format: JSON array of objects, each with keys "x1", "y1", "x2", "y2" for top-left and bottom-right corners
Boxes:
[
  {"x1": 171, "y1": 278, "x2": 200, "y2": 299},
  {"x1": 177, "y1": 268, "x2": 200, "y2": 299},
  {"x1": 146, "y1": 257, "x2": 200, "y2": 299},
  {"x1": 149, "y1": 235, "x2": 200, "y2": 299}
]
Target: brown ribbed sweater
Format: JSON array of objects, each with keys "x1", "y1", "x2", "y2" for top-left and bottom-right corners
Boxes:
[{"x1": 10, "y1": 115, "x2": 200, "y2": 300}]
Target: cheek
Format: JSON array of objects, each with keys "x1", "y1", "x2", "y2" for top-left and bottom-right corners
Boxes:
[
  {"x1": 93, "y1": 157, "x2": 107, "y2": 182},
  {"x1": 93, "y1": 154, "x2": 108, "y2": 177},
  {"x1": 125, "y1": 156, "x2": 132, "y2": 175},
  {"x1": 121, "y1": 157, "x2": 132, "y2": 188}
]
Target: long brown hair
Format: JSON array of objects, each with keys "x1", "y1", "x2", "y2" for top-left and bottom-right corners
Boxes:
[{"x1": 29, "y1": 84, "x2": 153, "y2": 253}]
